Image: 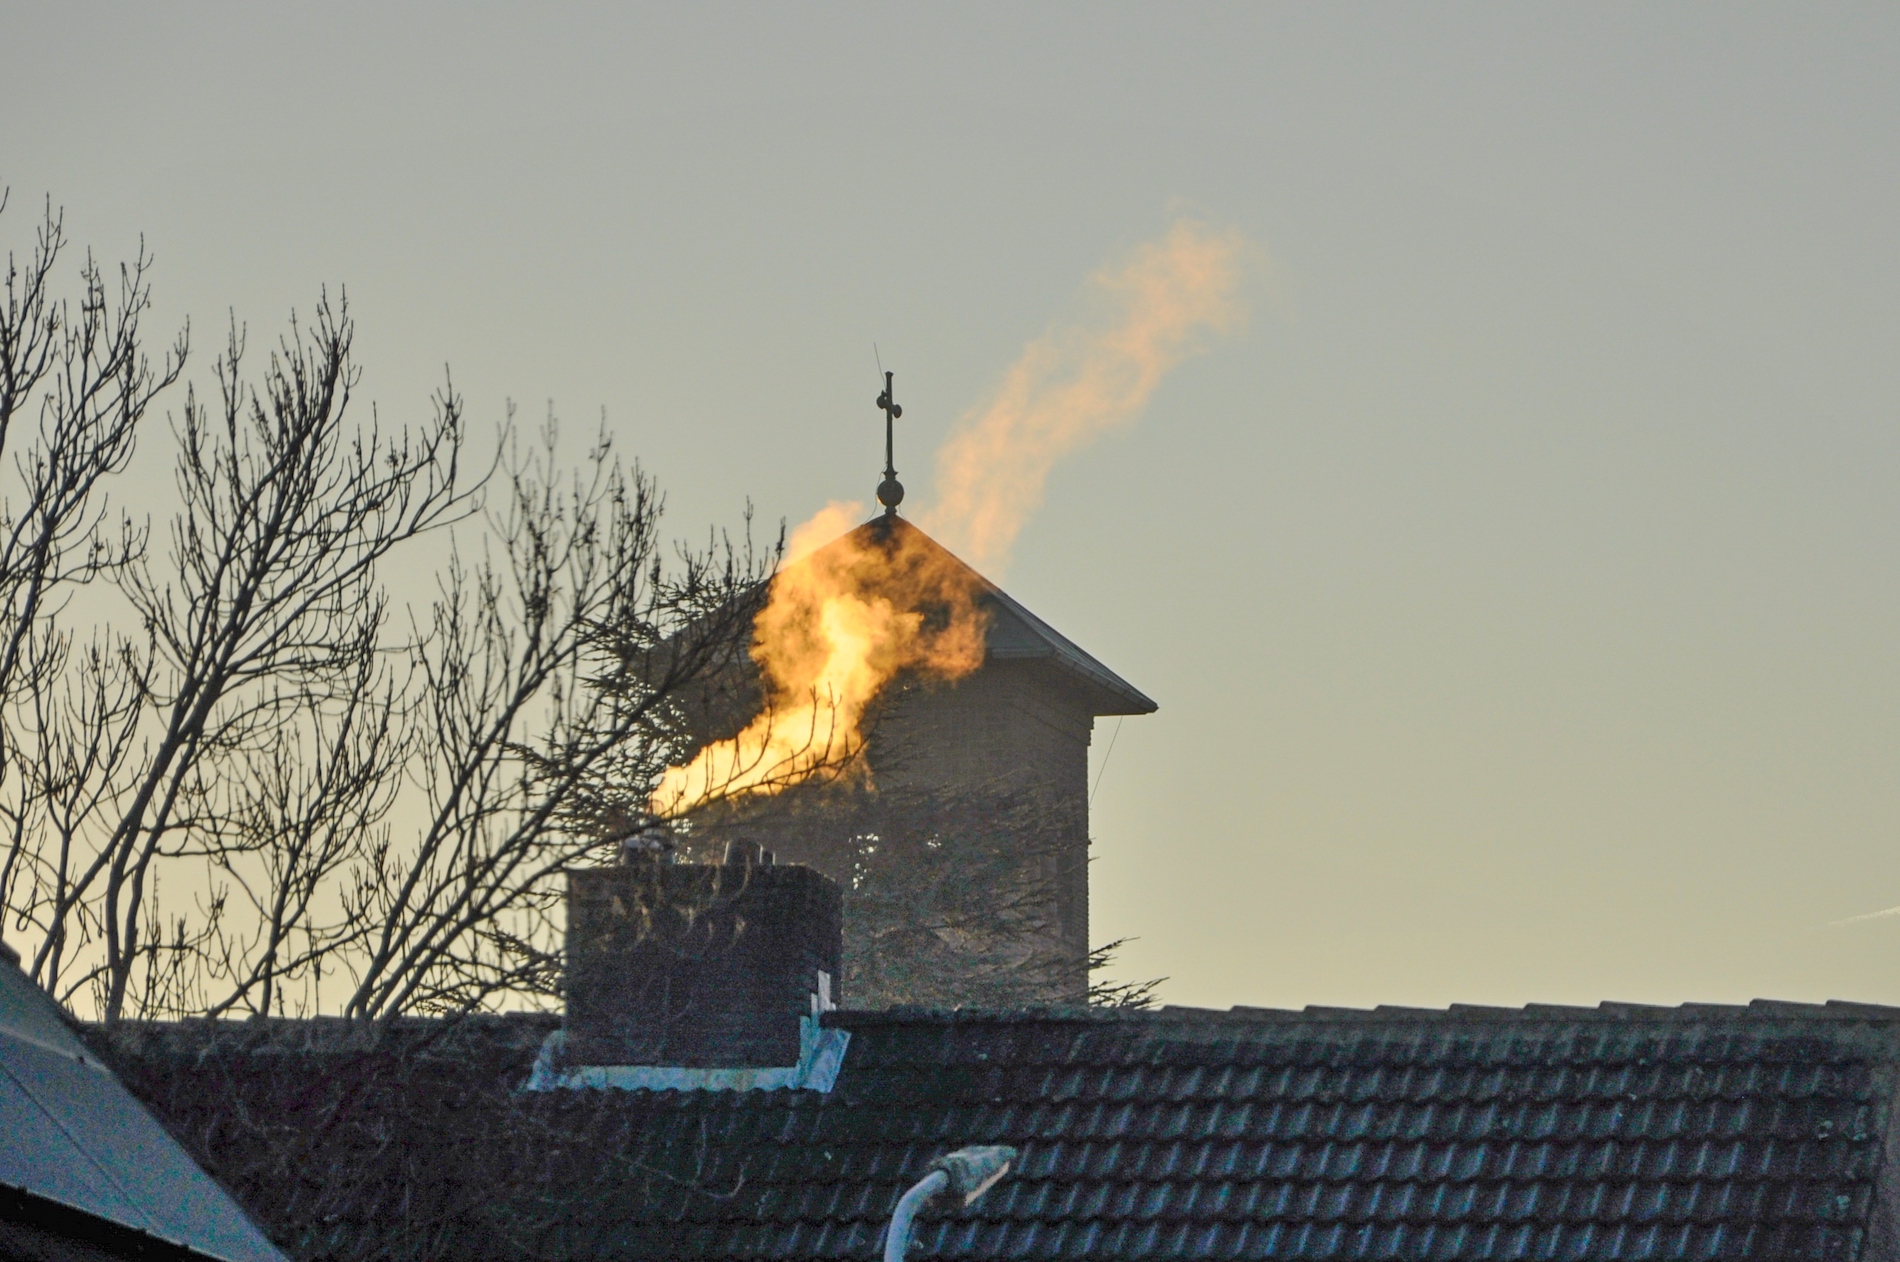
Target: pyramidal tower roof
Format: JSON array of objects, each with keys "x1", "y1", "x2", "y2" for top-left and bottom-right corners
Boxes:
[{"x1": 830, "y1": 513, "x2": 1157, "y2": 717}]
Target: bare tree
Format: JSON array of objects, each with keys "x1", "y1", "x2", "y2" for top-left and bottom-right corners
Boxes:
[
  {"x1": 0, "y1": 193, "x2": 186, "y2": 1007},
  {"x1": 0, "y1": 196, "x2": 776, "y2": 1025},
  {"x1": 335, "y1": 412, "x2": 773, "y2": 1021},
  {"x1": 0, "y1": 196, "x2": 181, "y2": 708},
  {"x1": 3, "y1": 282, "x2": 473, "y2": 1018}
]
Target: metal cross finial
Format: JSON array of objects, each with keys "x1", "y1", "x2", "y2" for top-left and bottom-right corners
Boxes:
[{"x1": 875, "y1": 370, "x2": 904, "y2": 515}]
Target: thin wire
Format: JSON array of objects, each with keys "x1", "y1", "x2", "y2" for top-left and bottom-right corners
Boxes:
[
  {"x1": 874, "y1": 343, "x2": 883, "y2": 377},
  {"x1": 1090, "y1": 716, "x2": 1125, "y2": 804}
]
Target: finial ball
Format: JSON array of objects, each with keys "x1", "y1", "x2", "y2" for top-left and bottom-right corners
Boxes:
[{"x1": 877, "y1": 476, "x2": 905, "y2": 509}]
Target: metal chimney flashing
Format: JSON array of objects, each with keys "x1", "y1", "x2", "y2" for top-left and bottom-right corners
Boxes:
[{"x1": 521, "y1": 1006, "x2": 850, "y2": 1094}]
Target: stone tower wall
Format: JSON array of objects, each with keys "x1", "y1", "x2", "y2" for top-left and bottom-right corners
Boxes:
[{"x1": 868, "y1": 659, "x2": 1094, "y2": 983}]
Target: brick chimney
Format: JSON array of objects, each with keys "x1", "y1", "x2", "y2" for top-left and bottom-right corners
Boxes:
[{"x1": 563, "y1": 842, "x2": 842, "y2": 1068}]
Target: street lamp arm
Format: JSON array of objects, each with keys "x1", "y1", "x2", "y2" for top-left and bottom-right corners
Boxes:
[
  {"x1": 882, "y1": 1169, "x2": 949, "y2": 1262},
  {"x1": 882, "y1": 1145, "x2": 1018, "y2": 1262}
]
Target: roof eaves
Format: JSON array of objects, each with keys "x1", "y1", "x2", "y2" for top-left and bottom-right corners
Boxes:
[
  {"x1": 979, "y1": 584, "x2": 1157, "y2": 715},
  {"x1": 0, "y1": 963, "x2": 287, "y2": 1262},
  {"x1": 0, "y1": 1180, "x2": 225, "y2": 1262}
]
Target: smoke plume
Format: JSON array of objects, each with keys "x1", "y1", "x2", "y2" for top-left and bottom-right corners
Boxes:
[
  {"x1": 653, "y1": 219, "x2": 1250, "y2": 815},
  {"x1": 920, "y1": 219, "x2": 1250, "y2": 573}
]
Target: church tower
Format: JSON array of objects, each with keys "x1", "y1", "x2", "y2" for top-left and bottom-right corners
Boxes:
[{"x1": 674, "y1": 374, "x2": 1154, "y2": 1005}]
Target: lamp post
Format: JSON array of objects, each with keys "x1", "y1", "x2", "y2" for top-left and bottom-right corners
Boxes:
[{"x1": 882, "y1": 1145, "x2": 1018, "y2": 1262}]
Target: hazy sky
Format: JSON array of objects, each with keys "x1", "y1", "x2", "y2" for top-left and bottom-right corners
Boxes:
[{"x1": 5, "y1": 3, "x2": 1899, "y2": 1010}]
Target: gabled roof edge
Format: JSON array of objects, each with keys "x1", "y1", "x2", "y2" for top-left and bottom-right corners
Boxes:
[
  {"x1": 847, "y1": 516, "x2": 1156, "y2": 717},
  {"x1": 979, "y1": 581, "x2": 1158, "y2": 715}
]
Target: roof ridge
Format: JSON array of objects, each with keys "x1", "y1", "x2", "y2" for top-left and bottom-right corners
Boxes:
[{"x1": 827, "y1": 996, "x2": 1900, "y2": 1026}]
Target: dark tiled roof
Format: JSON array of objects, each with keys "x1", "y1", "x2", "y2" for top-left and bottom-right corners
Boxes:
[{"x1": 101, "y1": 1000, "x2": 1900, "y2": 1262}]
